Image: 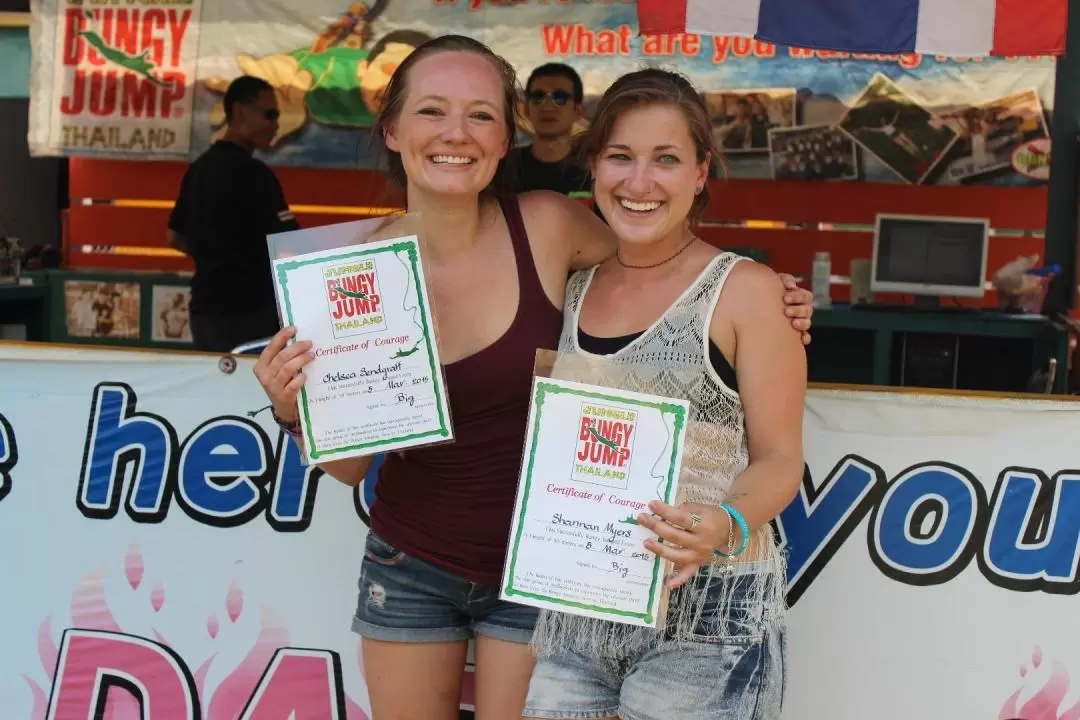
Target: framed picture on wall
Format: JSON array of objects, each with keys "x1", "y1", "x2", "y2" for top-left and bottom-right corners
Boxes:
[
  {"x1": 151, "y1": 285, "x2": 192, "y2": 344},
  {"x1": 63, "y1": 280, "x2": 140, "y2": 340}
]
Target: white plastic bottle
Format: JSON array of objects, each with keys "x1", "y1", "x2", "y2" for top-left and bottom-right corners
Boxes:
[{"x1": 812, "y1": 251, "x2": 832, "y2": 308}]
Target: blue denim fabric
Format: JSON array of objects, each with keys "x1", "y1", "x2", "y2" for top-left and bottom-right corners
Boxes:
[
  {"x1": 351, "y1": 531, "x2": 538, "y2": 645},
  {"x1": 524, "y1": 566, "x2": 787, "y2": 720}
]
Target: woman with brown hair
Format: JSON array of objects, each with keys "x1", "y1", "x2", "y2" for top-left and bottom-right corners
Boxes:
[
  {"x1": 253, "y1": 37, "x2": 813, "y2": 720},
  {"x1": 524, "y1": 69, "x2": 806, "y2": 720}
]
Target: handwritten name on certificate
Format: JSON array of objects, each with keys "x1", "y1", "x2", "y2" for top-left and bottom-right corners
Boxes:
[
  {"x1": 501, "y1": 377, "x2": 689, "y2": 627},
  {"x1": 272, "y1": 236, "x2": 452, "y2": 462}
]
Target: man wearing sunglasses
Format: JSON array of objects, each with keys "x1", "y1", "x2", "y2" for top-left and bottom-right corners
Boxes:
[
  {"x1": 167, "y1": 75, "x2": 299, "y2": 352},
  {"x1": 510, "y1": 63, "x2": 591, "y2": 196}
]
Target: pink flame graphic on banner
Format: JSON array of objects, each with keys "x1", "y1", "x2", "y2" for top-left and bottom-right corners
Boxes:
[
  {"x1": 1000, "y1": 647, "x2": 1080, "y2": 720},
  {"x1": 227, "y1": 579, "x2": 244, "y2": 622},
  {"x1": 23, "y1": 541, "x2": 371, "y2": 720},
  {"x1": 124, "y1": 542, "x2": 143, "y2": 591},
  {"x1": 150, "y1": 582, "x2": 166, "y2": 613}
]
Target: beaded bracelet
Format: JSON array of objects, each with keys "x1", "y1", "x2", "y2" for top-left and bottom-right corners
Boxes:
[
  {"x1": 271, "y1": 407, "x2": 302, "y2": 438},
  {"x1": 714, "y1": 503, "x2": 750, "y2": 558},
  {"x1": 714, "y1": 505, "x2": 735, "y2": 557}
]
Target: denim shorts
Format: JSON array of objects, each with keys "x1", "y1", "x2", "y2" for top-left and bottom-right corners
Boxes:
[
  {"x1": 524, "y1": 564, "x2": 786, "y2": 720},
  {"x1": 351, "y1": 531, "x2": 539, "y2": 645}
]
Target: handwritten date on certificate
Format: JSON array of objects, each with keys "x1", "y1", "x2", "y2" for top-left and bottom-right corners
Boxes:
[{"x1": 501, "y1": 378, "x2": 689, "y2": 627}]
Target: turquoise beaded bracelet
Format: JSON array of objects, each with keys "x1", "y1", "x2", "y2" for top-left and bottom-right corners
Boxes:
[{"x1": 714, "y1": 503, "x2": 750, "y2": 558}]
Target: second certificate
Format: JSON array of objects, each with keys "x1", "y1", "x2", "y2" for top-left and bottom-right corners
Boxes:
[
  {"x1": 502, "y1": 377, "x2": 689, "y2": 627},
  {"x1": 273, "y1": 235, "x2": 452, "y2": 462}
]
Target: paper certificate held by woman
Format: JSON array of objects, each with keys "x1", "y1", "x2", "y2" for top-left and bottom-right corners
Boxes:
[
  {"x1": 271, "y1": 232, "x2": 452, "y2": 463},
  {"x1": 501, "y1": 376, "x2": 690, "y2": 627}
]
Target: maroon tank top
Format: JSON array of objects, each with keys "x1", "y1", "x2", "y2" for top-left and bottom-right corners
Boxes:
[{"x1": 370, "y1": 194, "x2": 564, "y2": 585}]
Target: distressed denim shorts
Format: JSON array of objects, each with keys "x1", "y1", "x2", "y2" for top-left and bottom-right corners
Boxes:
[
  {"x1": 351, "y1": 531, "x2": 538, "y2": 645},
  {"x1": 524, "y1": 563, "x2": 787, "y2": 720}
]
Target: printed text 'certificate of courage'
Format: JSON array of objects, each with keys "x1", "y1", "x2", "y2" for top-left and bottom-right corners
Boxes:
[
  {"x1": 501, "y1": 377, "x2": 689, "y2": 627},
  {"x1": 273, "y1": 236, "x2": 451, "y2": 462}
]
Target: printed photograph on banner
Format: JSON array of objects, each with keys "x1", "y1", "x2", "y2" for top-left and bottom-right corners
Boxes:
[
  {"x1": 838, "y1": 73, "x2": 958, "y2": 184},
  {"x1": 64, "y1": 281, "x2": 140, "y2": 340},
  {"x1": 768, "y1": 124, "x2": 858, "y2": 181},
  {"x1": 938, "y1": 90, "x2": 1050, "y2": 183},
  {"x1": 150, "y1": 286, "x2": 192, "y2": 343},
  {"x1": 705, "y1": 89, "x2": 797, "y2": 154},
  {"x1": 46, "y1": 2, "x2": 203, "y2": 157}
]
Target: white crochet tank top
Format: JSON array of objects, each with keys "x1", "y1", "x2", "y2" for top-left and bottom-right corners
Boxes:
[
  {"x1": 560, "y1": 252, "x2": 748, "y2": 510},
  {"x1": 531, "y1": 252, "x2": 787, "y2": 658}
]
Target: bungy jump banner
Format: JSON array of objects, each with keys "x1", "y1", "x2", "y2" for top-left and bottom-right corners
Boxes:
[
  {"x1": 26, "y1": 0, "x2": 1056, "y2": 187},
  {"x1": 2, "y1": 344, "x2": 1080, "y2": 719}
]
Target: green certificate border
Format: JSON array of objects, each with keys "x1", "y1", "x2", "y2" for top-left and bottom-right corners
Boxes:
[
  {"x1": 275, "y1": 239, "x2": 450, "y2": 460},
  {"x1": 503, "y1": 380, "x2": 687, "y2": 624}
]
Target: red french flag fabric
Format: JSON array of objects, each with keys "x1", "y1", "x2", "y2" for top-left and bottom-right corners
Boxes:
[{"x1": 637, "y1": 0, "x2": 1068, "y2": 57}]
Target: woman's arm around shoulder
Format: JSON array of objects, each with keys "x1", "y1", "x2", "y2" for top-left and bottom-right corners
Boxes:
[
  {"x1": 517, "y1": 190, "x2": 616, "y2": 274},
  {"x1": 716, "y1": 260, "x2": 807, "y2": 528}
]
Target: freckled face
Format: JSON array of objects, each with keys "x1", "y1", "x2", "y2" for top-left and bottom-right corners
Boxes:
[{"x1": 383, "y1": 51, "x2": 510, "y2": 198}]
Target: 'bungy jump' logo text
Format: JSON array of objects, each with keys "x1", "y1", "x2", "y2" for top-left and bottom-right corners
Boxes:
[
  {"x1": 572, "y1": 403, "x2": 637, "y2": 490},
  {"x1": 324, "y1": 259, "x2": 386, "y2": 338}
]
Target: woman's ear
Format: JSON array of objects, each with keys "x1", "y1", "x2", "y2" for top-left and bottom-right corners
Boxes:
[
  {"x1": 384, "y1": 123, "x2": 399, "y2": 152},
  {"x1": 698, "y1": 151, "x2": 712, "y2": 190}
]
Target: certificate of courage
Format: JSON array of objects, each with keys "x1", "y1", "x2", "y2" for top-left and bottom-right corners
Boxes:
[
  {"x1": 501, "y1": 377, "x2": 690, "y2": 627},
  {"x1": 272, "y1": 235, "x2": 452, "y2": 462}
]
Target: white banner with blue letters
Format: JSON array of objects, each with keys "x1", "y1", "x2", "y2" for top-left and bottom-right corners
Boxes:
[{"x1": 0, "y1": 343, "x2": 1078, "y2": 719}]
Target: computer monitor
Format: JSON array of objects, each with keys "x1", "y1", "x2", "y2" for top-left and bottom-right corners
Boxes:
[{"x1": 870, "y1": 213, "x2": 989, "y2": 301}]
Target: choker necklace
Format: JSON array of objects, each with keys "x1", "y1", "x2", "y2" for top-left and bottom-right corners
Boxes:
[{"x1": 616, "y1": 235, "x2": 698, "y2": 270}]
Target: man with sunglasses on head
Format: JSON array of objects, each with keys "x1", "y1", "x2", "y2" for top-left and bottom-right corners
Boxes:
[
  {"x1": 168, "y1": 75, "x2": 299, "y2": 352},
  {"x1": 510, "y1": 63, "x2": 592, "y2": 195}
]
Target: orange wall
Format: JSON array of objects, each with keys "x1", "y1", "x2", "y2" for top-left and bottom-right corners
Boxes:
[{"x1": 66, "y1": 158, "x2": 1047, "y2": 306}]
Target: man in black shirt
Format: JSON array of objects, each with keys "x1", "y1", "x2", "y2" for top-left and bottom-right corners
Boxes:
[
  {"x1": 167, "y1": 75, "x2": 300, "y2": 352},
  {"x1": 509, "y1": 63, "x2": 592, "y2": 196}
]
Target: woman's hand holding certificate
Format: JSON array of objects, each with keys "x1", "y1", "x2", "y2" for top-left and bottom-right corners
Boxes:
[
  {"x1": 253, "y1": 327, "x2": 312, "y2": 426},
  {"x1": 637, "y1": 500, "x2": 740, "y2": 589}
]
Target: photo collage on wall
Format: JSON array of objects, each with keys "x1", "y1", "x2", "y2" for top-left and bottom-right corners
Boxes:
[
  {"x1": 62, "y1": 280, "x2": 193, "y2": 345},
  {"x1": 701, "y1": 74, "x2": 1049, "y2": 185}
]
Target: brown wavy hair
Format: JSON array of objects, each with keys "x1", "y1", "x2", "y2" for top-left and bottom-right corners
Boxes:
[
  {"x1": 579, "y1": 68, "x2": 722, "y2": 223},
  {"x1": 372, "y1": 35, "x2": 521, "y2": 197}
]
